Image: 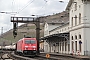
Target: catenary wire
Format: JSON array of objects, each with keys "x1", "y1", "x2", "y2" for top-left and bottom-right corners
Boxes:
[
  {"x1": 18, "y1": 0, "x2": 35, "y2": 13},
  {"x1": 37, "y1": 0, "x2": 48, "y2": 15},
  {"x1": 40, "y1": 0, "x2": 47, "y2": 10},
  {"x1": 17, "y1": 0, "x2": 48, "y2": 15},
  {"x1": 12, "y1": 0, "x2": 15, "y2": 12}
]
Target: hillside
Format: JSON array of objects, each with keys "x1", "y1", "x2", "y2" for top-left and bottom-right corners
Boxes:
[{"x1": 0, "y1": 23, "x2": 44, "y2": 46}]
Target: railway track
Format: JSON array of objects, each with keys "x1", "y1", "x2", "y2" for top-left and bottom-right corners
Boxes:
[
  {"x1": 11, "y1": 51, "x2": 82, "y2": 60},
  {"x1": 1, "y1": 50, "x2": 87, "y2": 60},
  {"x1": 38, "y1": 53, "x2": 90, "y2": 60},
  {"x1": 11, "y1": 51, "x2": 58, "y2": 60},
  {"x1": 0, "y1": 51, "x2": 16, "y2": 60},
  {"x1": 36, "y1": 54, "x2": 80, "y2": 60}
]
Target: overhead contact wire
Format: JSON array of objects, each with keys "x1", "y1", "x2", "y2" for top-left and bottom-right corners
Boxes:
[
  {"x1": 38, "y1": 0, "x2": 47, "y2": 15},
  {"x1": 18, "y1": 0, "x2": 35, "y2": 13}
]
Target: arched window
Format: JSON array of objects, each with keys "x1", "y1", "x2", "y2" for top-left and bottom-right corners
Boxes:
[
  {"x1": 79, "y1": 13, "x2": 81, "y2": 24},
  {"x1": 79, "y1": 34, "x2": 81, "y2": 39},
  {"x1": 75, "y1": 15, "x2": 77, "y2": 26},
  {"x1": 75, "y1": 3, "x2": 77, "y2": 11},
  {"x1": 72, "y1": 17, "x2": 73, "y2": 26},
  {"x1": 75, "y1": 35, "x2": 77, "y2": 39},
  {"x1": 72, "y1": 36, "x2": 73, "y2": 40}
]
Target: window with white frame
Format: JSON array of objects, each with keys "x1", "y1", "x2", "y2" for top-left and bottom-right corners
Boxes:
[
  {"x1": 75, "y1": 15, "x2": 77, "y2": 26},
  {"x1": 72, "y1": 36, "x2": 73, "y2": 40},
  {"x1": 75, "y1": 35, "x2": 77, "y2": 39},
  {"x1": 79, "y1": 34, "x2": 81, "y2": 39},
  {"x1": 79, "y1": 13, "x2": 81, "y2": 24},
  {"x1": 75, "y1": 2, "x2": 77, "y2": 11},
  {"x1": 71, "y1": 17, "x2": 73, "y2": 27}
]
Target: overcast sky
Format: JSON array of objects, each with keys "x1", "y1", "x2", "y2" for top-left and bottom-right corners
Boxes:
[{"x1": 0, "y1": 0, "x2": 69, "y2": 34}]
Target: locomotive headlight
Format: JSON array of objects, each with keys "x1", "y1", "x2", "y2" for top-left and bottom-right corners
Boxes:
[
  {"x1": 25, "y1": 46, "x2": 28, "y2": 48},
  {"x1": 32, "y1": 46, "x2": 36, "y2": 48},
  {"x1": 32, "y1": 46, "x2": 36, "y2": 50}
]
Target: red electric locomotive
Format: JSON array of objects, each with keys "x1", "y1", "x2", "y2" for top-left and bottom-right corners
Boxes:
[{"x1": 16, "y1": 37, "x2": 37, "y2": 56}]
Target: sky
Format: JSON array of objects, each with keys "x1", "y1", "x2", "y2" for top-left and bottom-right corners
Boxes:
[{"x1": 0, "y1": 0, "x2": 69, "y2": 34}]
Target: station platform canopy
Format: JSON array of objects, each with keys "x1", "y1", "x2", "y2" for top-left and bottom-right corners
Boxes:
[{"x1": 40, "y1": 32, "x2": 69, "y2": 40}]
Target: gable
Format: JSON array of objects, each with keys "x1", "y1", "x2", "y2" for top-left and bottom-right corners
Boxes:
[
  {"x1": 66, "y1": 0, "x2": 83, "y2": 11},
  {"x1": 66, "y1": 0, "x2": 73, "y2": 11}
]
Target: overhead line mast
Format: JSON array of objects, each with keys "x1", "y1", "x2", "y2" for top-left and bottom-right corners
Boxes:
[{"x1": 11, "y1": 16, "x2": 40, "y2": 54}]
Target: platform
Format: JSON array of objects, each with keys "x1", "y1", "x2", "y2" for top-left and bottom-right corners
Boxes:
[{"x1": 40, "y1": 52, "x2": 90, "y2": 60}]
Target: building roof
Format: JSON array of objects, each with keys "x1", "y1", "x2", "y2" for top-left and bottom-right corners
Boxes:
[
  {"x1": 66, "y1": 0, "x2": 74, "y2": 10},
  {"x1": 49, "y1": 22, "x2": 69, "y2": 32},
  {"x1": 40, "y1": 32, "x2": 69, "y2": 40},
  {"x1": 44, "y1": 11, "x2": 69, "y2": 24}
]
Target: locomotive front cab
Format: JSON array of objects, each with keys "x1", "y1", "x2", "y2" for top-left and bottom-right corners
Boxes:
[{"x1": 23, "y1": 38, "x2": 37, "y2": 55}]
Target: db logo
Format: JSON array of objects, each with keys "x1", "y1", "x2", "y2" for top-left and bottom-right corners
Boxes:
[{"x1": 46, "y1": 54, "x2": 50, "y2": 58}]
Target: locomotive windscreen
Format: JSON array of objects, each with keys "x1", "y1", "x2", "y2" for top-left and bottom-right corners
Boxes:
[{"x1": 25, "y1": 40, "x2": 36, "y2": 44}]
